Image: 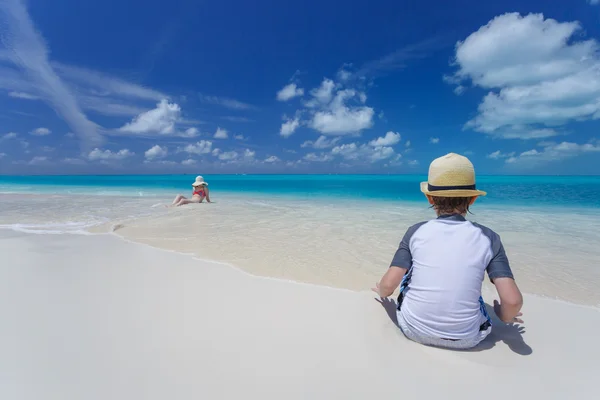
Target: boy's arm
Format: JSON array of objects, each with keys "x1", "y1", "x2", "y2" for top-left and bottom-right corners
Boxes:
[
  {"x1": 493, "y1": 278, "x2": 523, "y2": 323},
  {"x1": 374, "y1": 267, "x2": 407, "y2": 297},
  {"x1": 373, "y1": 224, "x2": 421, "y2": 297},
  {"x1": 486, "y1": 233, "x2": 524, "y2": 323}
]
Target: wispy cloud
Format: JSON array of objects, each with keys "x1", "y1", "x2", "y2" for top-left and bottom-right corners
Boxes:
[
  {"x1": 220, "y1": 116, "x2": 254, "y2": 123},
  {"x1": 354, "y1": 37, "x2": 445, "y2": 78},
  {"x1": 28, "y1": 156, "x2": 48, "y2": 165},
  {"x1": 0, "y1": 0, "x2": 102, "y2": 148},
  {"x1": 8, "y1": 91, "x2": 39, "y2": 100},
  {"x1": 52, "y1": 62, "x2": 166, "y2": 102},
  {"x1": 1, "y1": 132, "x2": 17, "y2": 140},
  {"x1": 301, "y1": 135, "x2": 340, "y2": 149},
  {"x1": 505, "y1": 141, "x2": 600, "y2": 165},
  {"x1": 198, "y1": 94, "x2": 256, "y2": 110}
]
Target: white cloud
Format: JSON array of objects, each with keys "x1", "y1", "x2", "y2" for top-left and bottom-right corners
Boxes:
[
  {"x1": 280, "y1": 118, "x2": 300, "y2": 137},
  {"x1": 182, "y1": 140, "x2": 213, "y2": 155},
  {"x1": 301, "y1": 135, "x2": 340, "y2": 149},
  {"x1": 2, "y1": 132, "x2": 17, "y2": 140},
  {"x1": 453, "y1": 86, "x2": 466, "y2": 95},
  {"x1": 589, "y1": 0, "x2": 599, "y2": 5},
  {"x1": 243, "y1": 149, "x2": 255, "y2": 159},
  {"x1": 218, "y1": 151, "x2": 238, "y2": 161},
  {"x1": 429, "y1": 137, "x2": 440, "y2": 144},
  {"x1": 30, "y1": 127, "x2": 51, "y2": 136},
  {"x1": 276, "y1": 83, "x2": 304, "y2": 101},
  {"x1": 144, "y1": 160, "x2": 178, "y2": 166},
  {"x1": 0, "y1": 152, "x2": 6, "y2": 158},
  {"x1": 28, "y1": 156, "x2": 47, "y2": 165},
  {"x1": 88, "y1": 148, "x2": 134, "y2": 161},
  {"x1": 234, "y1": 134, "x2": 245, "y2": 140},
  {"x1": 182, "y1": 127, "x2": 199, "y2": 138},
  {"x1": 281, "y1": 73, "x2": 376, "y2": 138},
  {"x1": 119, "y1": 99, "x2": 181, "y2": 135},
  {"x1": 62, "y1": 157, "x2": 85, "y2": 165},
  {"x1": 405, "y1": 140, "x2": 411, "y2": 147},
  {"x1": 41, "y1": 146, "x2": 54, "y2": 152},
  {"x1": 449, "y1": 12, "x2": 600, "y2": 139},
  {"x1": 303, "y1": 152, "x2": 333, "y2": 162},
  {"x1": 198, "y1": 94, "x2": 254, "y2": 110},
  {"x1": 331, "y1": 142, "x2": 397, "y2": 162},
  {"x1": 307, "y1": 79, "x2": 336, "y2": 107},
  {"x1": 337, "y1": 68, "x2": 352, "y2": 82},
  {"x1": 505, "y1": 141, "x2": 600, "y2": 164},
  {"x1": 408, "y1": 160, "x2": 419, "y2": 166},
  {"x1": 212, "y1": 148, "x2": 221, "y2": 156},
  {"x1": 181, "y1": 159, "x2": 196, "y2": 165},
  {"x1": 0, "y1": 0, "x2": 102, "y2": 147},
  {"x1": 264, "y1": 155, "x2": 280, "y2": 163},
  {"x1": 8, "y1": 91, "x2": 39, "y2": 100},
  {"x1": 309, "y1": 89, "x2": 374, "y2": 135},
  {"x1": 144, "y1": 145, "x2": 168, "y2": 160},
  {"x1": 369, "y1": 131, "x2": 401, "y2": 147},
  {"x1": 214, "y1": 127, "x2": 229, "y2": 139},
  {"x1": 487, "y1": 150, "x2": 515, "y2": 159}
]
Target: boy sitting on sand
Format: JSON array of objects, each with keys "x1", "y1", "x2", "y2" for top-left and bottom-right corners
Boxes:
[{"x1": 373, "y1": 153, "x2": 523, "y2": 349}]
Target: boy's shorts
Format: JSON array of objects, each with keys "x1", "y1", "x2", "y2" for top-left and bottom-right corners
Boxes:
[
  {"x1": 396, "y1": 308, "x2": 492, "y2": 350},
  {"x1": 394, "y1": 262, "x2": 493, "y2": 350}
]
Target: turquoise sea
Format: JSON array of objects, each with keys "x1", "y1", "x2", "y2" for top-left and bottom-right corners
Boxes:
[{"x1": 2, "y1": 174, "x2": 600, "y2": 209}]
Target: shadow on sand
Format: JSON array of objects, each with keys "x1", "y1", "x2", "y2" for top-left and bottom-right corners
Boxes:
[{"x1": 375, "y1": 297, "x2": 533, "y2": 356}]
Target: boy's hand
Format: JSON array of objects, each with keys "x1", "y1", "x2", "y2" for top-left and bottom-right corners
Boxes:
[
  {"x1": 371, "y1": 282, "x2": 382, "y2": 297},
  {"x1": 493, "y1": 300, "x2": 524, "y2": 324}
]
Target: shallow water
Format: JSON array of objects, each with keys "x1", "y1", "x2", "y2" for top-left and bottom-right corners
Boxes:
[{"x1": 1, "y1": 190, "x2": 599, "y2": 307}]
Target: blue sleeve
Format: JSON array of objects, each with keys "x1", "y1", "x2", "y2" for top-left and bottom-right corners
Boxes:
[
  {"x1": 389, "y1": 222, "x2": 425, "y2": 269},
  {"x1": 472, "y1": 222, "x2": 514, "y2": 281},
  {"x1": 486, "y1": 238, "x2": 514, "y2": 281}
]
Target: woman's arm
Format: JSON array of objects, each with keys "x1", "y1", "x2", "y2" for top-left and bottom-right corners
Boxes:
[{"x1": 205, "y1": 187, "x2": 211, "y2": 203}]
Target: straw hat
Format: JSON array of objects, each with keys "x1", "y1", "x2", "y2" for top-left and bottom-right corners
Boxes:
[
  {"x1": 420, "y1": 153, "x2": 486, "y2": 197},
  {"x1": 192, "y1": 176, "x2": 208, "y2": 187}
]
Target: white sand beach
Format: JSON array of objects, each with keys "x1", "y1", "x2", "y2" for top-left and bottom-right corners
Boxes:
[{"x1": 1, "y1": 229, "x2": 599, "y2": 399}]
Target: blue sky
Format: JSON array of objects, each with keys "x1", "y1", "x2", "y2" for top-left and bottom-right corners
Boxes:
[{"x1": 1, "y1": 0, "x2": 600, "y2": 175}]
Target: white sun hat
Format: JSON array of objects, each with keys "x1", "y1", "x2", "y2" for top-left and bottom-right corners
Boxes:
[
  {"x1": 191, "y1": 176, "x2": 208, "y2": 187},
  {"x1": 420, "y1": 153, "x2": 486, "y2": 197}
]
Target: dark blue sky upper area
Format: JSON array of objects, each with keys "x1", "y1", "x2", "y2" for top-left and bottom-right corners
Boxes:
[{"x1": 1, "y1": 0, "x2": 599, "y2": 175}]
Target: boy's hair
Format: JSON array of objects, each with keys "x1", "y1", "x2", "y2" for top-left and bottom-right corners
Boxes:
[{"x1": 430, "y1": 196, "x2": 474, "y2": 215}]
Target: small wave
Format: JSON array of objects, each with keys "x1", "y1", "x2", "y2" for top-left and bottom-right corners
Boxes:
[{"x1": 0, "y1": 220, "x2": 106, "y2": 235}]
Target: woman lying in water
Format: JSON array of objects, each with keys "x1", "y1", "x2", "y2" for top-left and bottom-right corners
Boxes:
[{"x1": 171, "y1": 176, "x2": 211, "y2": 206}]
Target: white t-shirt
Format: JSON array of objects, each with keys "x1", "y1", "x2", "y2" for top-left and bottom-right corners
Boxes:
[{"x1": 390, "y1": 214, "x2": 514, "y2": 340}]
